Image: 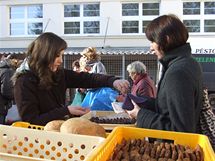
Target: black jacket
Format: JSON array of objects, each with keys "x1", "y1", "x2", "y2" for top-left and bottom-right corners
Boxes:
[
  {"x1": 137, "y1": 43, "x2": 203, "y2": 133},
  {"x1": 0, "y1": 59, "x2": 15, "y2": 115},
  {"x1": 14, "y1": 69, "x2": 117, "y2": 125}
]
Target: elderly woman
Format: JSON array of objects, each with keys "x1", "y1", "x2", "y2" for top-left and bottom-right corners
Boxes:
[
  {"x1": 127, "y1": 61, "x2": 157, "y2": 98},
  {"x1": 116, "y1": 61, "x2": 156, "y2": 103}
]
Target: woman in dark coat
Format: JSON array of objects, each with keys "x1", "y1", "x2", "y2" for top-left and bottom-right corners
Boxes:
[
  {"x1": 0, "y1": 56, "x2": 21, "y2": 124},
  {"x1": 127, "y1": 14, "x2": 203, "y2": 133},
  {"x1": 13, "y1": 32, "x2": 129, "y2": 126}
]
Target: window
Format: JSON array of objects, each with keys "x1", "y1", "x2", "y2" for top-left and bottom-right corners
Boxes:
[
  {"x1": 10, "y1": 5, "x2": 43, "y2": 36},
  {"x1": 142, "y1": 3, "x2": 159, "y2": 15},
  {"x1": 183, "y1": 2, "x2": 200, "y2": 15},
  {"x1": 204, "y1": 2, "x2": 215, "y2": 14},
  {"x1": 121, "y1": 2, "x2": 159, "y2": 34},
  {"x1": 83, "y1": 4, "x2": 99, "y2": 16},
  {"x1": 183, "y1": 1, "x2": 215, "y2": 33},
  {"x1": 142, "y1": 21, "x2": 151, "y2": 33},
  {"x1": 122, "y1": 21, "x2": 139, "y2": 33},
  {"x1": 64, "y1": 3, "x2": 100, "y2": 35},
  {"x1": 204, "y1": 20, "x2": 215, "y2": 32},
  {"x1": 64, "y1": 4, "x2": 80, "y2": 17},
  {"x1": 64, "y1": 22, "x2": 80, "y2": 34},
  {"x1": 122, "y1": 3, "x2": 139, "y2": 16},
  {"x1": 183, "y1": 20, "x2": 200, "y2": 32}
]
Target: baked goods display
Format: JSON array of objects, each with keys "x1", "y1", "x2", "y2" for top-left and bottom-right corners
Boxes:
[
  {"x1": 108, "y1": 138, "x2": 204, "y2": 161},
  {"x1": 43, "y1": 120, "x2": 65, "y2": 132},
  {"x1": 60, "y1": 118, "x2": 106, "y2": 137},
  {"x1": 43, "y1": 118, "x2": 106, "y2": 137},
  {"x1": 90, "y1": 116, "x2": 136, "y2": 124}
]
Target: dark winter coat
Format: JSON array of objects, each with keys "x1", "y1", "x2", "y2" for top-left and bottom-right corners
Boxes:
[
  {"x1": 136, "y1": 43, "x2": 203, "y2": 133},
  {"x1": 0, "y1": 60, "x2": 15, "y2": 115},
  {"x1": 14, "y1": 69, "x2": 117, "y2": 125}
]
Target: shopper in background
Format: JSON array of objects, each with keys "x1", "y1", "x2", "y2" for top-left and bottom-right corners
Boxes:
[
  {"x1": 0, "y1": 55, "x2": 22, "y2": 124},
  {"x1": 13, "y1": 32, "x2": 129, "y2": 126},
  {"x1": 127, "y1": 14, "x2": 203, "y2": 133},
  {"x1": 116, "y1": 61, "x2": 157, "y2": 102},
  {"x1": 80, "y1": 47, "x2": 118, "y2": 111},
  {"x1": 80, "y1": 47, "x2": 107, "y2": 74},
  {"x1": 70, "y1": 59, "x2": 86, "y2": 106}
]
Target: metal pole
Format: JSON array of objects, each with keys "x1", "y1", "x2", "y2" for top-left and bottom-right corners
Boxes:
[
  {"x1": 122, "y1": 54, "x2": 125, "y2": 79},
  {"x1": 102, "y1": 17, "x2": 110, "y2": 48}
]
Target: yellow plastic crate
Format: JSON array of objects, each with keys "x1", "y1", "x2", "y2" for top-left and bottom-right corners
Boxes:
[
  {"x1": 0, "y1": 125, "x2": 105, "y2": 161},
  {"x1": 88, "y1": 127, "x2": 215, "y2": 161},
  {"x1": 12, "y1": 121, "x2": 44, "y2": 130},
  {"x1": 12, "y1": 121, "x2": 110, "y2": 138}
]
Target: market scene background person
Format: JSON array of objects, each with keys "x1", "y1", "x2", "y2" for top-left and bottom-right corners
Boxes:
[
  {"x1": 127, "y1": 61, "x2": 156, "y2": 98},
  {"x1": 70, "y1": 59, "x2": 86, "y2": 106},
  {"x1": 13, "y1": 32, "x2": 130, "y2": 126},
  {"x1": 80, "y1": 47, "x2": 107, "y2": 74},
  {"x1": 79, "y1": 47, "x2": 118, "y2": 111},
  {"x1": 116, "y1": 61, "x2": 157, "y2": 102},
  {"x1": 0, "y1": 55, "x2": 22, "y2": 124},
  {"x1": 127, "y1": 14, "x2": 203, "y2": 133}
]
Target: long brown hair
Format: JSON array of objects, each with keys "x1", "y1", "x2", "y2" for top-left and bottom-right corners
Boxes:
[
  {"x1": 145, "y1": 14, "x2": 188, "y2": 53},
  {"x1": 27, "y1": 32, "x2": 67, "y2": 89}
]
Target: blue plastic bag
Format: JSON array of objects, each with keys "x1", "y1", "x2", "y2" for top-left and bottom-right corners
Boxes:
[
  {"x1": 71, "y1": 91, "x2": 86, "y2": 106},
  {"x1": 81, "y1": 87, "x2": 118, "y2": 111}
]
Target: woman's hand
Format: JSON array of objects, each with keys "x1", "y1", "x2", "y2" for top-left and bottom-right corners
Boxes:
[
  {"x1": 67, "y1": 105, "x2": 90, "y2": 116},
  {"x1": 113, "y1": 79, "x2": 130, "y2": 95},
  {"x1": 126, "y1": 100, "x2": 140, "y2": 119},
  {"x1": 116, "y1": 94, "x2": 126, "y2": 102}
]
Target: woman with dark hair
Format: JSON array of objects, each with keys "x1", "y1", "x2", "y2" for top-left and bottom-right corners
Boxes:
[
  {"x1": 127, "y1": 14, "x2": 203, "y2": 133},
  {"x1": 13, "y1": 32, "x2": 129, "y2": 125}
]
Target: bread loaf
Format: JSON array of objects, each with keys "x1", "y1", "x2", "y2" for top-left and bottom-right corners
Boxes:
[
  {"x1": 44, "y1": 120, "x2": 65, "y2": 132},
  {"x1": 60, "y1": 118, "x2": 106, "y2": 138}
]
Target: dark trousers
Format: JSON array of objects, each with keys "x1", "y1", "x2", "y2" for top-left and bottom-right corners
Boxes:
[
  {"x1": 0, "y1": 115, "x2": 6, "y2": 124},
  {"x1": 0, "y1": 105, "x2": 9, "y2": 125}
]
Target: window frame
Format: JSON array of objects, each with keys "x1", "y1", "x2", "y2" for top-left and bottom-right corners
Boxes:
[
  {"x1": 63, "y1": 3, "x2": 101, "y2": 36},
  {"x1": 182, "y1": 1, "x2": 215, "y2": 34},
  {"x1": 121, "y1": 2, "x2": 159, "y2": 35},
  {"x1": 9, "y1": 4, "x2": 43, "y2": 36}
]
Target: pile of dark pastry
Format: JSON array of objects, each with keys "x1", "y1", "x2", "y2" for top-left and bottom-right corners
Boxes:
[
  {"x1": 108, "y1": 138, "x2": 204, "y2": 161},
  {"x1": 90, "y1": 117, "x2": 136, "y2": 124}
]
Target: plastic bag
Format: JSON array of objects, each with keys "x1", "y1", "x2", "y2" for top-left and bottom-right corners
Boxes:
[
  {"x1": 71, "y1": 91, "x2": 86, "y2": 106},
  {"x1": 81, "y1": 87, "x2": 118, "y2": 111}
]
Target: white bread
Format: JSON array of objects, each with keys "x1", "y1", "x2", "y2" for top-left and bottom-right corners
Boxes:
[
  {"x1": 60, "y1": 118, "x2": 106, "y2": 137},
  {"x1": 44, "y1": 120, "x2": 65, "y2": 132}
]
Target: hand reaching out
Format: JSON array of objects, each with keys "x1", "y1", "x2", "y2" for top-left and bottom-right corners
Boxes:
[
  {"x1": 67, "y1": 105, "x2": 90, "y2": 116},
  {"x1": 113, "y1": 79, "x2": 130, "y2": 95}
]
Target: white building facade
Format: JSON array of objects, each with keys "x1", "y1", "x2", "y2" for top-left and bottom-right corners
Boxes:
[{"x1": 0, "y1": 0, "x2": 215, "y2": 53}]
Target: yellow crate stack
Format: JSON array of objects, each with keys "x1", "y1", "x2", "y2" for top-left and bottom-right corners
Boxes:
[
  {"x1": 0, "y1": 124, "x2": 105, "y2": 161},
  {"x1": 88, "y1": 127, "x2": 215, "y2": 161},
  {"x1": 12, "y1": 121, "x2": 44, "y2": 130}
]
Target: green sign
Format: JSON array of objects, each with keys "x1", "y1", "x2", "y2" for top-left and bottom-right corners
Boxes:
[{"x1": 194, "y1": 57, "x2": 215, "y2": 63}]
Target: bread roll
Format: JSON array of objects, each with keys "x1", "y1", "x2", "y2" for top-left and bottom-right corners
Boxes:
[
  {"x1": 44, "y1": 120, "x2": 65, "y2": 132},
  {"x1": 60, "y1": 118, "x2": 106, "y2": 137}
]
